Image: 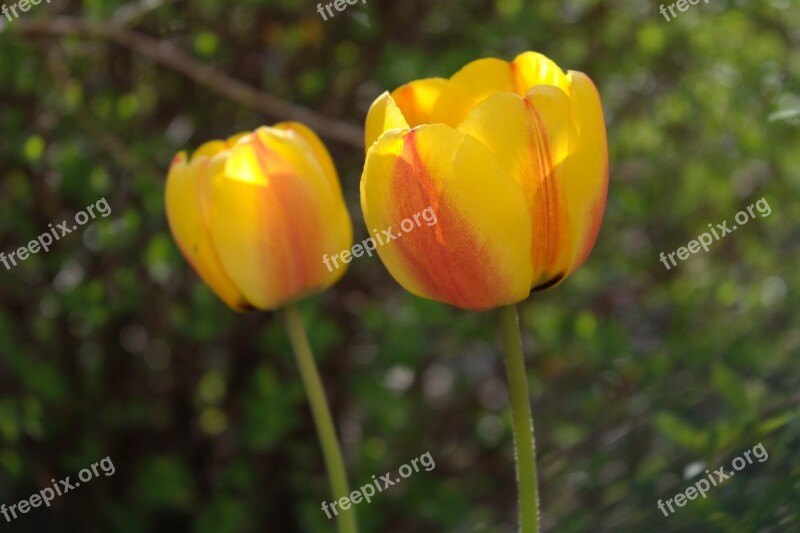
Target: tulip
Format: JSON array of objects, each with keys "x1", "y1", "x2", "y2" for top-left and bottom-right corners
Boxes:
[
  {"x1": 361, "y1": 51, "x2": 607, "y2": 311},
  {"x1": 166, "y1": 123, "x2": 352, "y2": 311},
  {"x1": 165, "y1": 123, "x2": 358, "y2": 533},
  {"x1": 360, "y1": 52, "x2": 608, "y2": 533}
]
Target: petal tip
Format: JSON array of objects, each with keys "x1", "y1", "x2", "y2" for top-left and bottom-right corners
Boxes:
[{"x1": 171, "y1": 151, "x2": 187, "y2": 168}]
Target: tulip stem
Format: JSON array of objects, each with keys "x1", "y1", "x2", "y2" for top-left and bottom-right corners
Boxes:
[
  {"x1": 499, "y1": 304, "x2": 540, "y2": 533},
  {"x1": 282, "y1": 303, "x2": 357, "y2": 533}
]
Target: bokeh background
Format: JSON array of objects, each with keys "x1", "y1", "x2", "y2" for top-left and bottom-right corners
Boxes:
[{"x1": 1, "y1": 0, "x2": 799, "y2": 531}]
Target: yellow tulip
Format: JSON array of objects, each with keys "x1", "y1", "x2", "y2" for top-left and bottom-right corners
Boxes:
[
  {"x1": 361, "y1": 51, "x2": 608, "y2": 311},
  {"x1": 165, "y1": 123, "x2": 352, "y2": 311}
]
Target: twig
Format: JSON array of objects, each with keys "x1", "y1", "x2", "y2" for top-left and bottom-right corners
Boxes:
[
  {"x1": 12, "y1": 17, "x2": 365, "y2": 149},
  {"x1": 112, "y1": 0, "x2": 168, "y2": 26}
]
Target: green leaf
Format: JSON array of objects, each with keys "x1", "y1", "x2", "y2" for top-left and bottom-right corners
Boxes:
[
  {"x1": 712, "y1": 364, "x2": 750, "y2": 413},
  {"x1": 655, "y1": 412, "x2": 707, "y2": 452}
]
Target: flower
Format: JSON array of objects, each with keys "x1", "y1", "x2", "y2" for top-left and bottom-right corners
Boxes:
[
  {"x1": 165, "y1": 123, "x2": 352, "y2": 311},
  {"x1": 360, "y1": 51, "x2": 608, "y2": 310}
]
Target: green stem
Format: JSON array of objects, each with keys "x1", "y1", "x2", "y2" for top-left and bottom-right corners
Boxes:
[
  {"x1": 499, "y1": 304, "x2": 540, "y2": 533},
  {"x1": 282, "y1": 303, "x2": 357, "y2": 533}
]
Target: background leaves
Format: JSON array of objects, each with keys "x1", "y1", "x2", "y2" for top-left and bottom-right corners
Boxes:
[{"x1": 1, "y1": 0, "x2": 800, "y2": 531}]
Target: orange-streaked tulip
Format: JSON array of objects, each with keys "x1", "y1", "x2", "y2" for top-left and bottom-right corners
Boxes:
[
  {"x1": 166, "y1": 123, "x2": 352, "y2": 311},
  {"x1": 361, "y1": 51, "x2": 608, "y2": 311}
]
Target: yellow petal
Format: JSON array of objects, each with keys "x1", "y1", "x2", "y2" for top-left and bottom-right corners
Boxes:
[
  {"x1": 450, "y1": 58, "x2": 518, "y2": 100},
  {"x1": 429, "y1": 53, "x2": 571, "y2": 128},
  {"x1": 427, "y1": 58, "x2": 513, "y2": 128},
  {"x1": 270, "y1": 122, "x2": 353, "y2": 270},
  {"x1": 192, "y1": 141, "x2": 227, "y2": 159},
  {"x1": 390, "y1": 78, "x2": 449, "y2": 128},
  {"x1": 360, "y1": 124, "x2": 533, "y2": 310},
  {"x1": 191, "y1": 131, "x2": 250, "y2": 159},
  {"x1": 273, "y1": 121, "x2": 341, "y2": 198},
  {"x1": 458, "y1": 88, "x2": 575, "y2": 288},
  {"x1": 511, "y1": 51, "x2": 571, "y2": 94},
  {"x1": 561, "y1": 71, "x2": 608, "y2": 274},
  {"x1": 164, "y1": 152, "x2": 249, "y2": 310},
  {"x1": 427, "y1": 81, "x2": 478, "y2": 128},
  {"x1": 206, "y1": 127, "x2": 352, "y2": 310},
  {"x1": 364, "y1": 91, "x2": 410, "y2": 152}
]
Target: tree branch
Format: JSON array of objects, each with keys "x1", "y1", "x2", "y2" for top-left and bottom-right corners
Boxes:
[{"x1": 12, "y1": 17, "x2": 365, "y2": 149}]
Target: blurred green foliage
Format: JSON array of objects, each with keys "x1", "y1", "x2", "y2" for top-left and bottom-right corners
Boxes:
[{"x1": 1, "y1": 0, "x2": 800, "y2": 531}]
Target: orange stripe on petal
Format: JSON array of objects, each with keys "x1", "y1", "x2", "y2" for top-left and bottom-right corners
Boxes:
[
  {"x1": 458, "y1": 90, "x2": 573, "y2": 287},
  {"x1": 360, "y1": 125, "x2": 532, "y2": 310},
  {"x1": 524, "y1": 87, "x2": 574, "y2": 287},
  {"x1": 390, "y1": 134, "x2": 496, "y2": 309}
]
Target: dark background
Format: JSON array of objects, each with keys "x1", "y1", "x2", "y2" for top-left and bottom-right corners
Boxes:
[{"x1": 1, "y1": 0, "x2": 799, "y2": 531}]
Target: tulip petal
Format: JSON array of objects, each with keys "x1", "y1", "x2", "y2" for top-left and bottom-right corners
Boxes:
[
  {"x1": 428, "y1": 59, "x2": 512, "y2": 127},
  {"x1": 204, "y1": 127, "x2": 351, "y2": 310},
  {"x1": 165, "y1": 152, "x2": 250, "y2": 310},
  {"x1": 364, "y1": 91, "x2": 410, "y2": 152},
  {"x1": 458, "y1": 89, "x2": 575, "y2": 287},
  {"x1": 390, "y1": 78, "x2": 449, "y2": 127},
  {"x1": 192, "y1": 132, "x2": 250, "y2": 159},
  {"x1": 427, "y1": 81, "x2": 476, "y2": 129},
  {"x1": 361, "y1": 124, "x2": 533, "y2": 310},
  {"x1": 428, "y1": 54, "x2": 570, "y2": 128},
  {"x1": 256, "y1": 125, "x2": 352, "y2": 255},
  {"x1": 450, "y1": 58, "x2": 518, "y2": 99},
  {"x1": 272, "y1": 122, "x2": 354, "y2": 253},
  {"x1": 562, "y1": 71, "x2": 609, "y2": 273},
  {"x1": 511, "y1": 51, "x2": 571, "y2": 93},
  {"x1": 273, "y1": 121, "x2": 342, "y2": 198},
  {"x1": 192, "y1": 141, "x2": 227, "y2": 159}
]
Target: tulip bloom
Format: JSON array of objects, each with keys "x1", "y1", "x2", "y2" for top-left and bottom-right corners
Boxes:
[
  {"x1": 361, "y1": 51, "x2": 608, "y2": 311},
  {"x1": 165, "y1": 124, "x2": 358, "y2": 533},
  {"x1": 165, "y1": 123, "x2": 352, "y2": 311}
]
